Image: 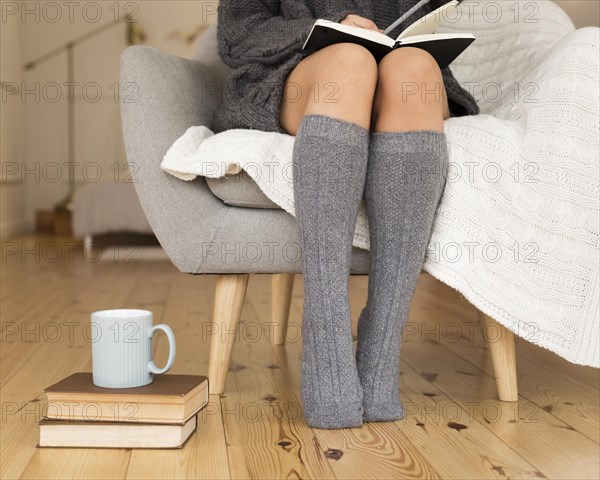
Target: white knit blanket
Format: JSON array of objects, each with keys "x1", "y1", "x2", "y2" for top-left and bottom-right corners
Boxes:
[{"x1": 162, "y1": 3, "x2": 599, "y2": 367}]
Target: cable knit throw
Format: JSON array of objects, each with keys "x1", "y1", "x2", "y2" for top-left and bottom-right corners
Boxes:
[{"x1": 162, "y1": 2, "x2": 599, "y2": 367}]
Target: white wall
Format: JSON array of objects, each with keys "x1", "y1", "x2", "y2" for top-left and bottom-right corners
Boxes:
[
  {"x1": 1, "y1": 1, "x2": 598, "y2": 238},
  {"x1": 3, "y1": 0, "x2": 217, "y2": 236},
  {"x1": 555, "y1": 0, "x2": 600, "y2": 27},
  {"x1": 1, "y1": 3, "x2": 27, "y2": 238}
]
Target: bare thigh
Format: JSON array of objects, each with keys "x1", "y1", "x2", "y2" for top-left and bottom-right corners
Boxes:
[{"x1": 281, "y1": 46, "x2": 451, "y2": 135}]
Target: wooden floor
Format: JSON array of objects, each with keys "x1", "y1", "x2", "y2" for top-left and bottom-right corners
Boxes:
[{"x1": 1, "y1": 236, "x2": 599, "y2": 480}]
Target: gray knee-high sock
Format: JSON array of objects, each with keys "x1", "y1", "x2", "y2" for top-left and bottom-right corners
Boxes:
[
  {"x1": 293, "y1": 114, "x2": 369, "y2": 429},
  {"x1": 357, "y1": 130, "x2": 449, "y2": 422}
]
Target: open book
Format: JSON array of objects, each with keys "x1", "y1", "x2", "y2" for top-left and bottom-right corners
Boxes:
[{"x1": 302, "y1": 0, "x2": 474, "y2": 68}]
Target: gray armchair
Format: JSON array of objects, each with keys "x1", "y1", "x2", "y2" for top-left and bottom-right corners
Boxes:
[{"x1": 120, "y1": 24, "x2": 518, "y2": 401}]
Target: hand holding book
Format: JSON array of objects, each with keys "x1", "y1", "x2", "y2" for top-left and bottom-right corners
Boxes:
[
  {"x1": 303, "y1": 0, "x2": 475, "y2": 69},
  {"x1": 339, "y1": 13, "x2": 384, "y2": 33}
]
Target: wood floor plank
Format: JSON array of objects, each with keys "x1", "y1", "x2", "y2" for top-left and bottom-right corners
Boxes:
[
  {"x1": 310, "y1": 422, "x2": 441, "y2": 480},
  {"x1": 1, "y1": 270, "x2": 130, "y2": 385},
  {"x1": 401, "y1": 336, "x2": 600, "y2": 479},
  {"x1": 252, "y1": 275, "x2": 442, "y2": 480},
  {"x1": 125, "y1": 274, "x2": 230, "y2": 480},
  {"x1": 286, "y1": 280, "x2": 547, "y2": 480},
  {"x1": 398, "y1": 366, "x2": 546, "y2": 479},
  {"x1": 512, "y1": 360, "x2": 600, "y2": 444},
  {"x1": 516, "y1": 341, "x2": 600, "y2": 394},
  {"x1": 351, "y1": 275, "x2": 599, "y2": 478},
  {"x1": 220, "y1": 277, "x2": 336, "y2": 480},
  {"x1": 409, "y1": 280, "x2": 600, "y2": 444},
  {"x1": 2, "y1": 237, "x2": 598, "y2": 480},
  {"x1": 20, "y1": 449, "x2": 131, "y2": 480},
  {"x1": 3, "y1": 264, "x2": 141, "y2": 479},
  {"x1": 0, "y1": 263, "x2": 86, "y2": 366},
  {"x1": 435, "y1": 325, "x2": 600, "y2": 444},
  {"x1": 416, "y1": 273, "x2": 599, "y2": 394}
]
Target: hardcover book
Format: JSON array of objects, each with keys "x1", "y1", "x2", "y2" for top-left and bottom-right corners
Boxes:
[
  {"x1": 44, "y1": 372, "x2": 208, "y2": 424},
  {"x1": 39, "y1": 415, "x2": 197, "y2": 449}
]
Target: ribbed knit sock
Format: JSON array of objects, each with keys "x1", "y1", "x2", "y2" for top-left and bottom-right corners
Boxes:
[
  {"x1": 293, "y1": 114, "x2": 369, "y2": 429},
  {"x1": 357, "y1": 130, "x2": 449, "y2": 422}
]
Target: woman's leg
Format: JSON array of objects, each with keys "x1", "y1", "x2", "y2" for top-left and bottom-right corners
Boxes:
[
  {"x1": 280, "y1": 43, "x2": 377, "y2": 133},
  {"x1": 280, "y1": 43, "x2": 377, "y2": 428},
  {"x1": 357, "y1": 47, "x2": 451, "y2": 422}
]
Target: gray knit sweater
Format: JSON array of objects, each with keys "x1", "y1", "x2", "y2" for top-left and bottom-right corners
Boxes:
[{"x1": 213, "y1": 0, "x2": 480, "y2": 134}]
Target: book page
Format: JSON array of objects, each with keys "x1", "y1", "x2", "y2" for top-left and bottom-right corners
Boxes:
[
  {"x1": 315, "y1": 20, "x2": 395, "y2": 48},
  {"x1": 397, "y1": 32, "x2": 475, "y2": 44},
  {"x1": 397, "y1": 0, "x2": 459, "y2": 40}
]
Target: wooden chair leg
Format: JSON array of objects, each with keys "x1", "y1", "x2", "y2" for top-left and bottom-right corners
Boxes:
[
  {"x1": 271, "y1": 273, "x2": 294, "y2": 345},
  {"x1": 480, "y1": 313, "x2": 518, "y2": 402},
  {"x1": 208, "y1": 274, "x2": 249, "y2": 394}
]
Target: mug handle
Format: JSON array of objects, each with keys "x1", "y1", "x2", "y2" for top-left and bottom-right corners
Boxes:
[{"x1": 147, "y1": 324, "x2": 176, "y2": 375}]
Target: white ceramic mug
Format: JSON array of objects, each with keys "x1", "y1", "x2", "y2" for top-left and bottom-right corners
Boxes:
[{"x1": 91, "y1": 309, "x2": 176, "y2": 388}]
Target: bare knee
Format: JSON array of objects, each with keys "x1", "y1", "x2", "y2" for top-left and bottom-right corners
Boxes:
[
  {"x1": 317, "y1": 43, "x2": 378, "y2": 74},
  {"x1": 281, "y1": 43, "x2": 378, "y2": 134},
  {"x1": 370, "y1": 48, "x2": 448, "y2": 132},
  {"x1": 304, "y1": 43, "x2": 378, "y2": 104},
  {"x1": 376, "y1": 48, "x2": 445, "y2": 106}
]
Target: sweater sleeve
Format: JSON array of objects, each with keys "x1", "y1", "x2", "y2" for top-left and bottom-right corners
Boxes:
[{"x1": 217, "y1": 1, "x2": 356, "y2": 68}]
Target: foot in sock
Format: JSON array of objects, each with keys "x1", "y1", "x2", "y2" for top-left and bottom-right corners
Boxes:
[
  {"x1": 293, "y1": 114, "x2": 370, "y2": 429},
  {"x1": 356, "y1": 130, "x2": 449, "y2": 422}
]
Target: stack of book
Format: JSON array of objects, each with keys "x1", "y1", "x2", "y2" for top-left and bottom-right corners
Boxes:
[{"x1": 39, "y1": 372, "x2": 208, "y2": 449}]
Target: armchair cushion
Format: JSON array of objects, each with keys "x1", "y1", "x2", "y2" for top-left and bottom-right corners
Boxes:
[{"x1": 206, "y1": 172, "x2": 279, "y2": 209}]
